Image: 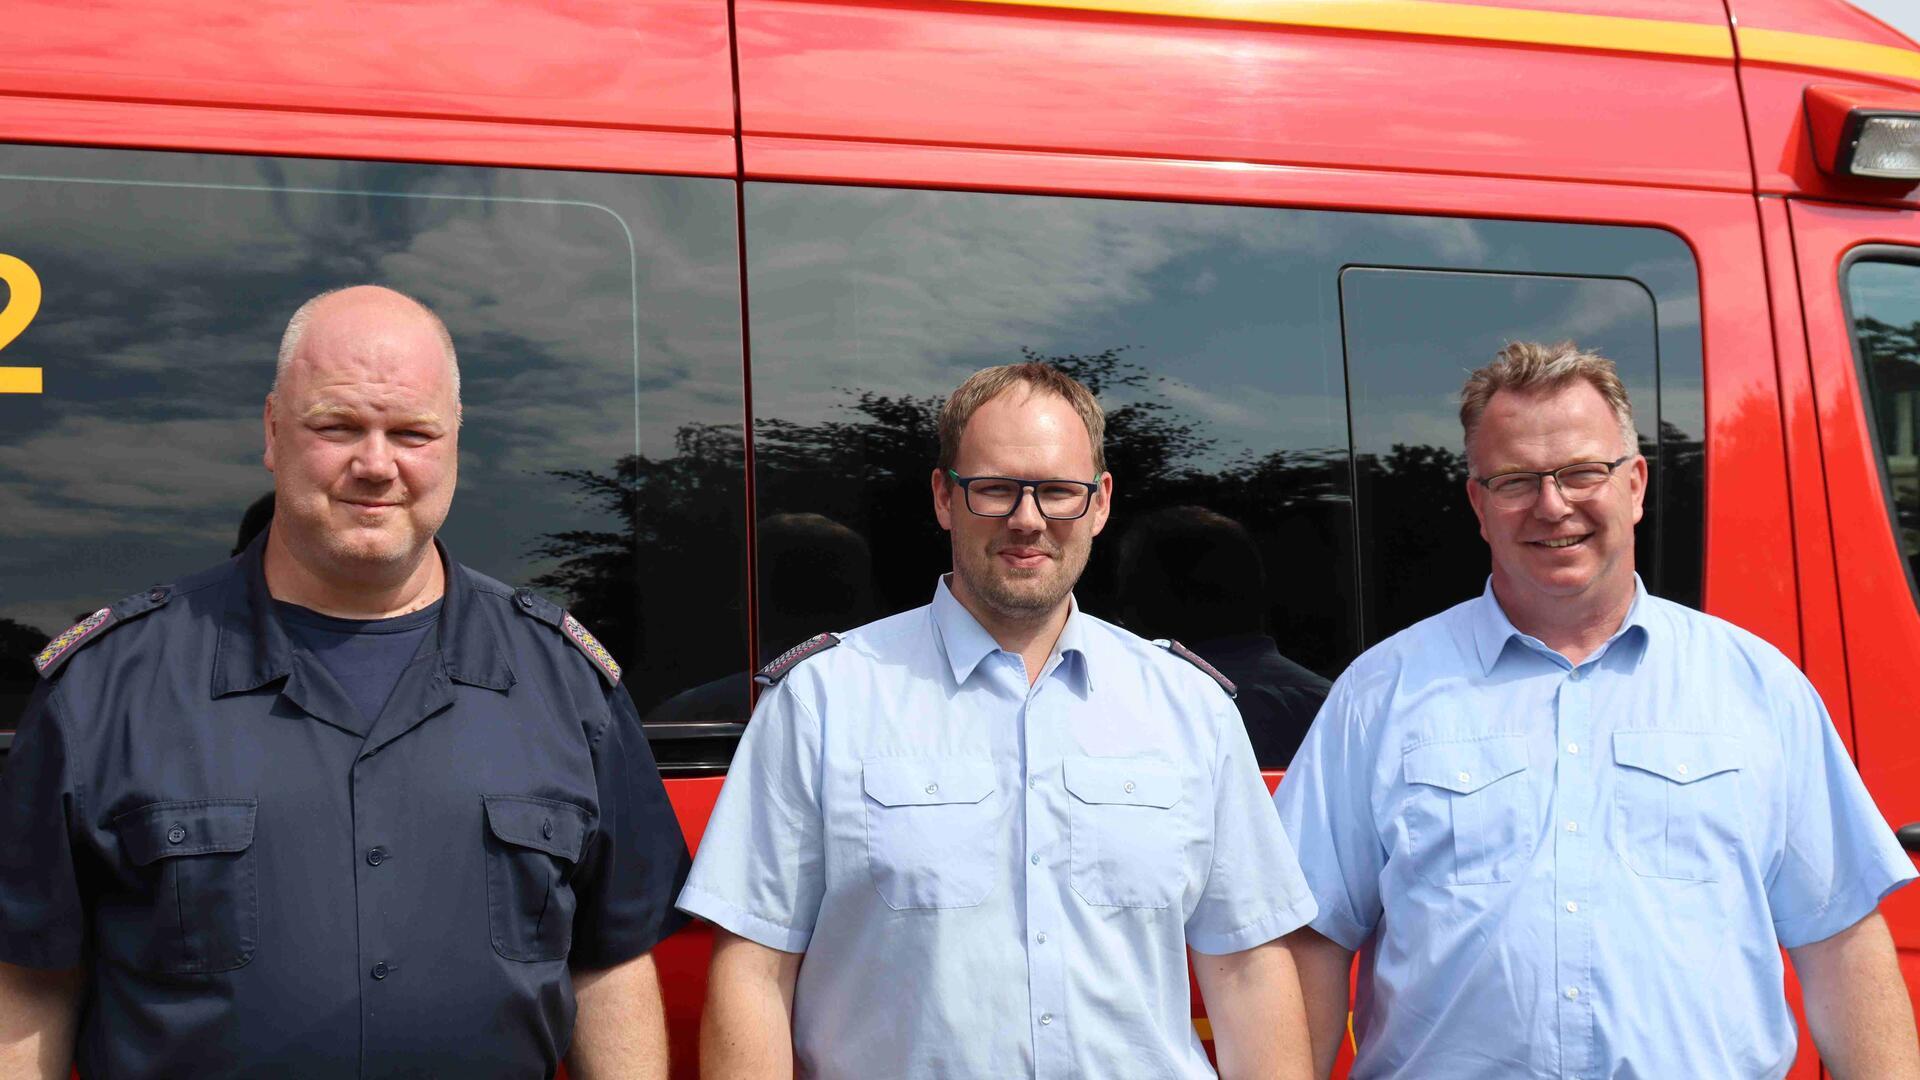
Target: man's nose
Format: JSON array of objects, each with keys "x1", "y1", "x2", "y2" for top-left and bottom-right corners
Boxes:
[
  {"x1": 349, "y1": 434, "x2": 401, "y2": 481},
  {"x1": 1005, "y1": 485, "x2": 1048, "y2": 532},
  {"x1": 1532, "y1": 475, "x2": 1575, "y2": 520}
]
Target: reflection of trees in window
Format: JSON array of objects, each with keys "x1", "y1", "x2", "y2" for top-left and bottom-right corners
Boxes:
[
  {"x1": 1855, "y1": 312, "x2": 1920, "y2": 566},
  {"x1": 531, "y1": 346, "x2": 1693, "y2": 714},
  {"x1": 536, "y1": 350, "x2": 1338, "y2": 713},
  {"x1": 1, "y1": 616, "x2": 46, "y2": 735}
]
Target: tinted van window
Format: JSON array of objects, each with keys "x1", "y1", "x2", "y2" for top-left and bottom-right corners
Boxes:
[
  {"x1": 0, "y1": 145, "x2": 745, "y2": 753},
  {"x1": 1342, "y1": 269, "x2": 1665, "y2": 641},
  {"x1": 1846, "y1": 255, "x2": 1920, "y2": 600},
  {"x1": 743, "y1": 184, "x2": 1703, "y2": 766}
]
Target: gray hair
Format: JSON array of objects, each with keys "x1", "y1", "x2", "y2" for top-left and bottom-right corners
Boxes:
[
  {"x1": 273, "y1": 285, "x2": 460, "y2": 400},
  {"x1": 1459, "y1": 340, "x2": 1637, "y2": 462}
]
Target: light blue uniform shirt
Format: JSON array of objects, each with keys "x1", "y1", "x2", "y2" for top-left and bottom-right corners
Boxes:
[
  {"x1": 680, "y1": 577, "x2": 1316, "y2": 1079},
  {"x1": 1274, "y1": 578, "x2": 1916, "y2": 1080}
]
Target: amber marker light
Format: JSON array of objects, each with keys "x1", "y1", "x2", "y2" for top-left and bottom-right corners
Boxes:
[{"x1": 1807, "y1": 85, "x2": 1920, "y2": 182}]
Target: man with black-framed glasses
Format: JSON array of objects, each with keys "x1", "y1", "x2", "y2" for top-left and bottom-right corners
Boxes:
[
  {"x1": 1276, "y1": 341, "x2": 1920, "y2": 1079},
  {"x1": 682, "y1": 361, "x2": 1318, "y2": 1079}
]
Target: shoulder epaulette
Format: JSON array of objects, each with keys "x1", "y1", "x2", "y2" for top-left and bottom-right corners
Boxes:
[
  {"x1": 511, "y1": 588, "x2": 621, "y2": 687},
  {"x1": 34, "y1": 585, "x2": 174, "y2": 680},
  {"x1": 754, "y1": 633, "x2": 841, "y2": 687},
  {"x1": 1157, "y1": 639, "x2": 1237, "y2": 699}
]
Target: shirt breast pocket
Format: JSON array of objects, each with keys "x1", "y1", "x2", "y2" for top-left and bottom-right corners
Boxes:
[
  {"x1": 1402, "y1": 736, "x2": 1534, "y2": 886},
  {"x1": 1612, "y1": 730, "x2": 1744, "y2": 882},
  {"x1": 483, "y1": 795, "x2": 591, "y2": 962},
  {"x1": 862, "y1": 757, "x2": 998, "y2": 910},
  {"x1": 1064, "y1": 756, "x2": 1185, "y2": 909},
  {"x1": 110, "y1": 798, "x2": 258, "y2": 975}
]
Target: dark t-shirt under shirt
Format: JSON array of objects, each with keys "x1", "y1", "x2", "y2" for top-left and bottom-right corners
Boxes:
[{"x1": 275, "y1": 599, "x2": 443, "y2": 727}]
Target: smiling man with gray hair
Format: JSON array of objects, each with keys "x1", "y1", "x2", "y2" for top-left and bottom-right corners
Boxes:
[
  {"x1": 1274, "y1": 340, "x2": 1920, "y2": 1079},
  {"x1": 0, "y1": 284, "x2": 691, "y2": 1079}
]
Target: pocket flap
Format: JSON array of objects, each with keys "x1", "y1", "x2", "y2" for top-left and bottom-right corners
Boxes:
[
  {"x1": 483, "y1": 795, "x2": 590, "y2": 861},
  {"x1": 1613, "y1": 730, "x2": 1742, "y2": 784},
  {"x1": 115, "y1": 799, "x2": 257, "y2": 866},
  {"x1": 1404, "y1": 735, "x2": 1529, "y2": 795},
  {"x1": 862, "y1": 758, "x2": 995, "y2": 807},
  {"x1": 1063, "y1": 757, "x2": 1181, "y2": 809}
]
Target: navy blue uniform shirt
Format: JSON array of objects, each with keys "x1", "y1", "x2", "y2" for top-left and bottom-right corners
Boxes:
[{"x1": 0, "y1": 536, "x2": 692, "y2": 1079}]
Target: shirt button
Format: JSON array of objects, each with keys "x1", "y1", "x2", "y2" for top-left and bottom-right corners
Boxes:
[
  {"x1": 167, "y1": 824, "x2": 186, "y2": 845},
  {"x1": 1565, "y1": 821, "x2": 1578, "y2": 833},
  {"x1": 1566, "y1": 901, "x2": 1579, "y2": 913},
  {"x1": 1676, "y1": 763, "x2": 1690, "y2": 776},
  {"x1": 1565, "y1": 986, "x2": 1579, "y2": 1000},
  {"x1": 1030, "y1": 852, "x2": 1041, "y2": 865},
  {"x1": 1036, "y1": 932, "x2": 1048, "y2": 944},
  {"x1": 925, "y1": 783, "x2": 939, "y2": 796},
  {"x1": 371, "y1": 962, "x2": 389, "y2": 980},
  {"x1": 1566, "y1": 742, "x2": 1579, "y2": 755},
  {"x1": 367, "y1": 847, "x2": 388, "y2": 867},
  {"x1": 1028, "y1": 777, "x2": 1037, "y2": 791},
  {"x1": 147, "y1": 588, "x2": 167, "y2": 603},
  {"x1": 1571, "y1": 668, "x2": 1586, "y2": 682},
  {"x1": 1040, "y1": 1013, "x2": 1053, "y2": 1026},
  {"x1": 1123, "y1": 781, "x2": 1135, "y2": 794},
  {"x1": 517, "y1": 592, "x2": 534, "y2": 609},
  {"x1": 542, "y1": 819, "x2": 554, "y2": 839},
  {"x1": 1457, "y1": 771, "x2": 1470, "y2": 784}
]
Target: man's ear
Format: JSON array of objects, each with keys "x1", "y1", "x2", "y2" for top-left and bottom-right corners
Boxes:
[
  {"x1": 932, "y1": 467, "x2": 955, "y2": 531},
  {"x1": 262, "y1": 393, "x2": 278, "y2": 473},
  {"x1": 1087, "y1": 470, "x2": 1115, "y2": 538}
]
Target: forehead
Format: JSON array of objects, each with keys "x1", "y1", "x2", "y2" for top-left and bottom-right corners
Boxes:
[
  {"x1": 283, "y1": 300, "x2": 453, "y2": 401},
  {"x1": 1476, "y1": 381, "x2": 1620, "y2": 440},
  {"x1": 957, "y1": 387, "x2": 1096, "y2": 469}
]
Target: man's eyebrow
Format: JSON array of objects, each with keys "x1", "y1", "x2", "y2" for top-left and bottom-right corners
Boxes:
[{"x1": 300, "y1": 403, "x2": 445, "y2": 427}]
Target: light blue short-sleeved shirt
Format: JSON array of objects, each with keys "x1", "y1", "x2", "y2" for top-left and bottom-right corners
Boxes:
[
  {"x1": 679, "y1": 577, "x2": 1316, "y2": 1079},
  {"x1": 1275, "y1": 577, "x2": 1916, "y2": 1080}
]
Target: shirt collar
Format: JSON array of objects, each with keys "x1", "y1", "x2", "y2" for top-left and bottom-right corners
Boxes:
[
  {"x1": 213, "y1": 531, "x2": 512, "y2": 697},
  {"x1": 930, "y1": 575, "x2": 1092, "y2": 693},
  {"x1": 1469, "y1": 574, "x2": 1654, "y2": 676}
]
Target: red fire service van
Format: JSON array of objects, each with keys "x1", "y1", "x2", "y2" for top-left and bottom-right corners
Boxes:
[{"x1": 2, "y1": 0, "x2": 1919, "y2": 1075}]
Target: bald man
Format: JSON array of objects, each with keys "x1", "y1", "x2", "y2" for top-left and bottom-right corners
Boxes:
[{"x1": 0, "y1": 286, "x2": 691, "y2": 1079}]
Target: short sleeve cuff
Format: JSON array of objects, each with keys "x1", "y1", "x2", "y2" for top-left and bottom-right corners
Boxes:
[
  {"x1": 1304, "y1": 902, "x2": 1375, "y2": 953},
  {"x1": 0, "y1": 931, "x2": 83, "y2": 971},
  {"x1": 1775, "y1": 862, "x2": 1919, "y2": 949},
  {"x1": 569, "y1": 906, "x2": 694, "y2": 970},
  {"x1": 675, "y1": 885, "x2": 813, "y2": 954},
  {"x1": 1187, "y1": 890, "x2": 1319, "y2": 956}
]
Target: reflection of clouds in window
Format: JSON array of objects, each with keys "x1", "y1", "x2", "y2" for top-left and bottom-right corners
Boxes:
[
  {"x1": 0, "y1": 416, "x2": 262, "y2": 536},
  {"x1": 748, "y1": 188, "x2": 1340, "y2": 420}
]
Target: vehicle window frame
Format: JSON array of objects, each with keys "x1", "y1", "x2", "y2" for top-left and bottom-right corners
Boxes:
[{"x1": 1837, "y1": 243, "x2": 1920, "y2": 616}]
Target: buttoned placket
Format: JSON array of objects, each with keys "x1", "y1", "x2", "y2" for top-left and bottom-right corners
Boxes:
[
  {"x1": 349, "y1": 647, "x2": 457, "y2": 1074},
  {"x1": 1553, "y1": 658, "x2": 1598, "y2": 1079},
  {"x1": 1019, "y1": 651, "x2": 1072, "y2": 1079}
]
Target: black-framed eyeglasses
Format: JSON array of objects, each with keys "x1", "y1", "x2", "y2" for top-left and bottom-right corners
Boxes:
[
  {"x1": 946, "y1": 469, "x2": 1104, "y2": 520},
  {"x1": 1473, "y1": 455, "x2": 1637, "y2": 509}
]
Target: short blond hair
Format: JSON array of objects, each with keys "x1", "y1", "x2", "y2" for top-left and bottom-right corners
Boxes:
[
  {"x1": 1459, "y1": 341, "x2": 1637, "y2": 462},
  {"x1": 936, "y1": 362, "x2": 1107, "y2": 474}
]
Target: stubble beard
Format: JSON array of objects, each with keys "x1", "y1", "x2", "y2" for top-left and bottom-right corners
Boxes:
[{"x1": 958, "y1": 539, "x2": 1090, "y2": 624}]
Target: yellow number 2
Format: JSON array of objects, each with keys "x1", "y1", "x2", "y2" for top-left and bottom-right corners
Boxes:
[{"x1": 0, "y1": 253, "x2": 43, "y2": 394}]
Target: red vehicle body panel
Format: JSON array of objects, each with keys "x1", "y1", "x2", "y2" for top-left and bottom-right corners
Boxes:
[
  {"x1": 1784, "y1": 200, "x2": 1920, "y2": 958},
  {"x1": 1731, "y1": 0, "x2": 1920, "y2": 208},
  {"x1": 4, "y1": 2, "x2": 1920, "y2": 1078},
  {"x1": 736, "y1": 0, "x2": 1750, "y2": 190}
]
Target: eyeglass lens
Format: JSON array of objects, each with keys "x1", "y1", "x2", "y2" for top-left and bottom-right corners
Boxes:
[
  {"x1": 966, "y1": 479, "x2": 1093, "y2": 519},
  {"x1": 1486, "y1": 464, "x2": 1616, "y2": 506}
]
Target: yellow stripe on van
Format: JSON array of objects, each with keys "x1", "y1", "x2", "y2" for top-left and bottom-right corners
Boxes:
[
  {"x1": 960, "y1": 0, "x2": 1920, "y2": 84},
  {"x1": 0, "y1": 367, "x2": 42, "y2": 393},
  {"x1": 957, "y1": 0, "x2": 1733, "y2": 60},
  {"x1": 1741, "y1": 27, "x2": 1920, "y2": 83}
]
